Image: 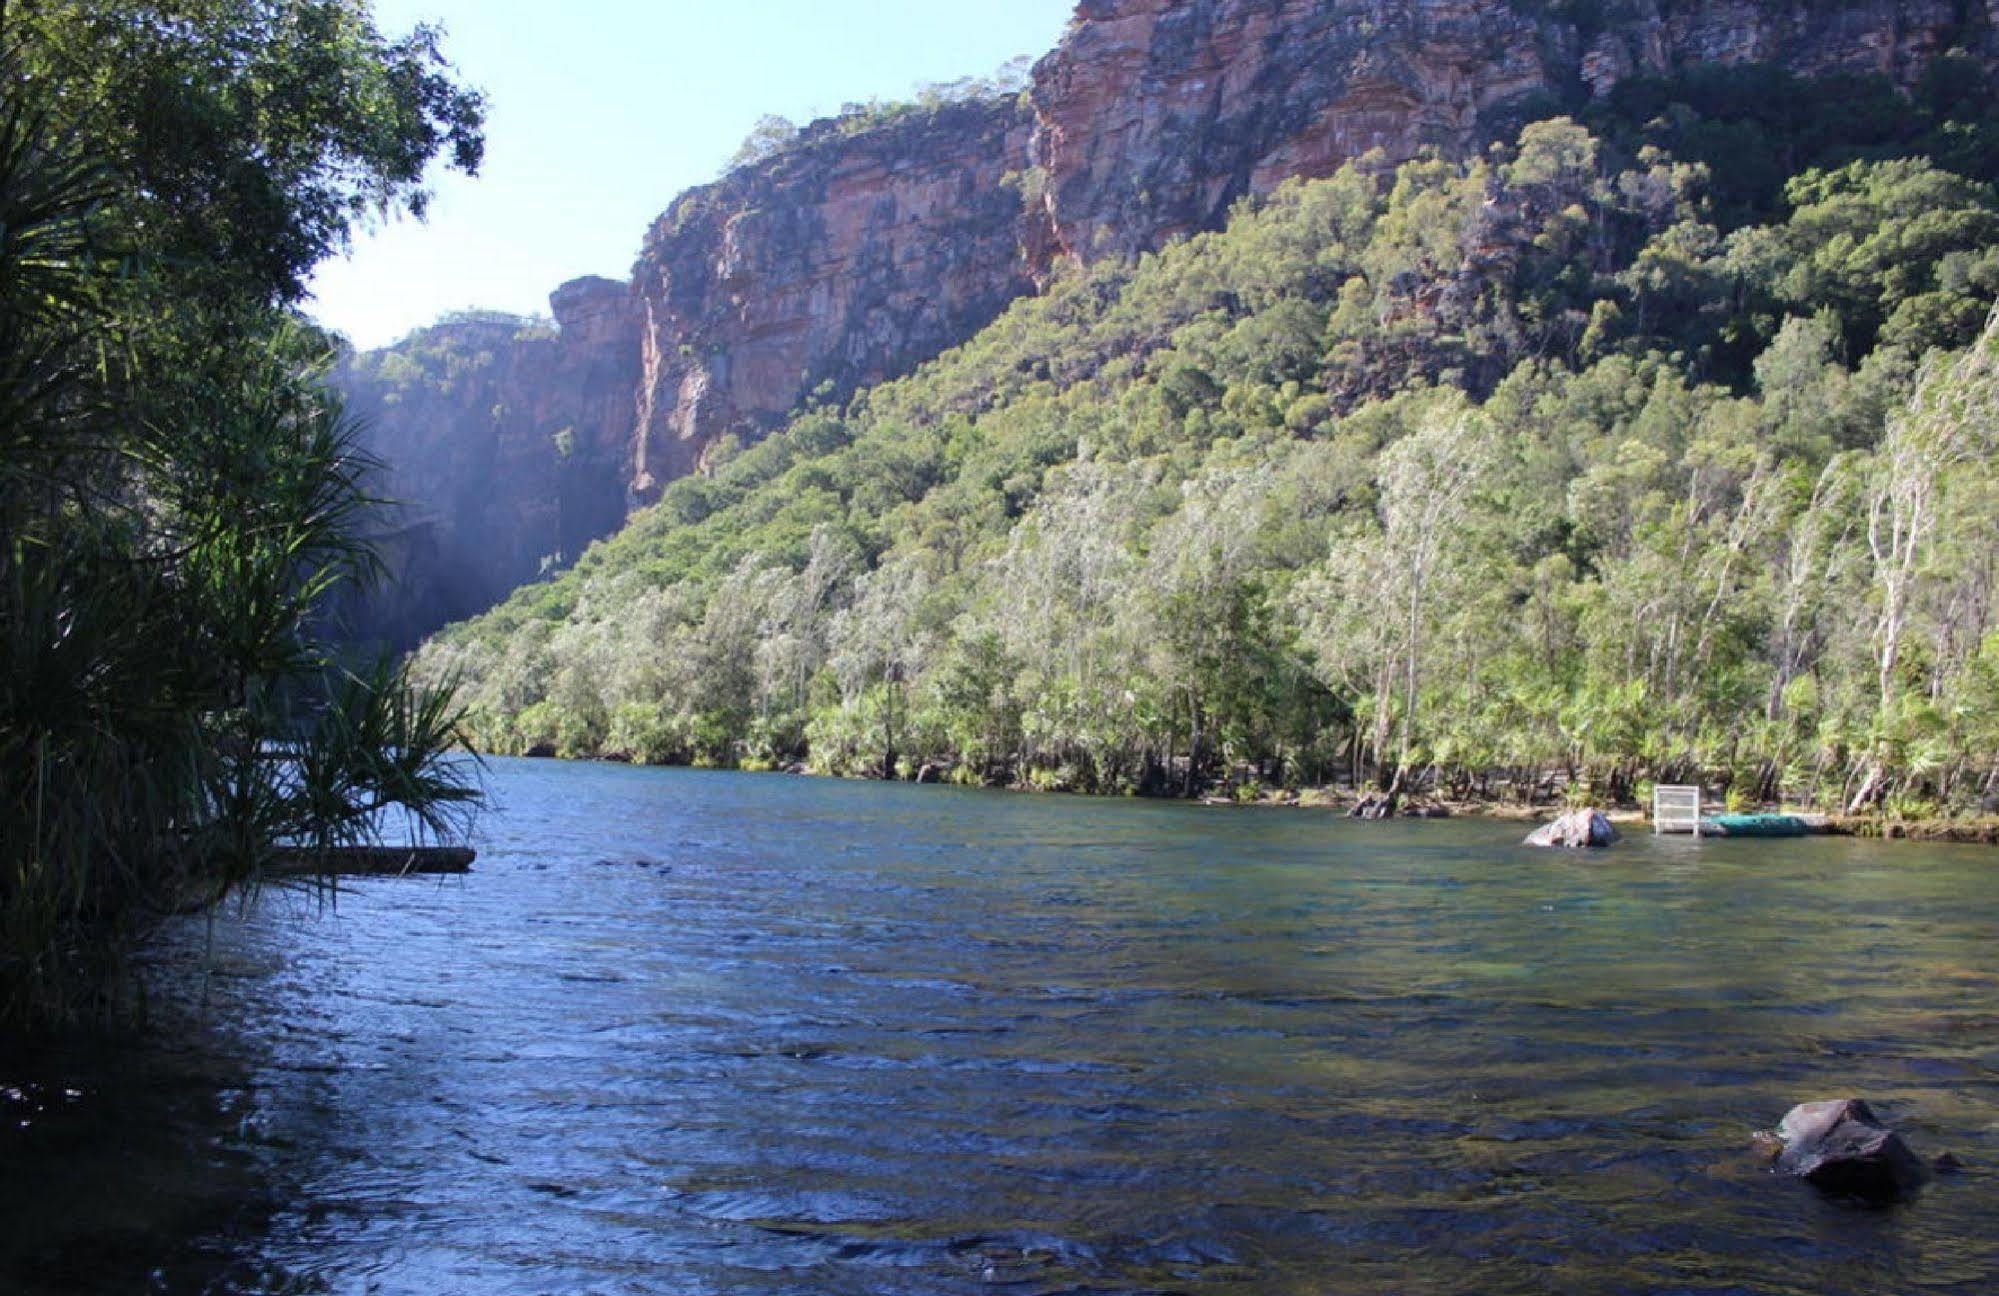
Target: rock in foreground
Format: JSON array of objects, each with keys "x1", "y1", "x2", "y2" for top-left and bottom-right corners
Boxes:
[
  {"x1": 1770, "y1": 1098, "x2": 1929, "y2": 1200},
  {"x1": 1524, "y1": 810, "x2": 1619, "y2": 848}
]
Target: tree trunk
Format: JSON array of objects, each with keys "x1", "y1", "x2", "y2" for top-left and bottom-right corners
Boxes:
[{"x1": 1847, "y1": 761, "x2": 1887, "y2": 816}]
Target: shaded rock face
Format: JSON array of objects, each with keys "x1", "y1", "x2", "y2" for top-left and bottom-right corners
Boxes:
[
  {"x1": 335, "y1": 276, "x2": 642, "y2": 647},
  {"x1": 1773, "y1": 1098, "x2": 1929, "y2": 1199},
  {"x1": 1030, "y1": 0, "x2": 1986, "y2": 264},
  {"x1": 1031, "y1": 0, "x2": 1557, "y2": 263},
  {"x1": 629, "y1": 98, "x2": 1037, "y2": 501}
]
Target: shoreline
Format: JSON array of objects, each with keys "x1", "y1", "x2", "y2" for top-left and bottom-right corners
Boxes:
[
  {"x1": 511, "y1": 751, "x2": 1999, "y2": 847},
  {"x1": 1229, "y1": 787, "x2": 1999, "y2": 844}
]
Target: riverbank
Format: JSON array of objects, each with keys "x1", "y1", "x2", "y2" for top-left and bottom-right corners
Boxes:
[
  {"x1": 1820, "y1": 816, "x2": 1999, "y2": 844},
  {"x1": 521, "y1": 751, "x2": 1999, "y2": 846},
  {"x1": 1236, "y1": 784, "x2": 1999, "y2": 844}
]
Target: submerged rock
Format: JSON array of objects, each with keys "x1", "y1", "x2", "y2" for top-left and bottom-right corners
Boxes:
[
  {"x1": 1768, "y1": 1098, "x2": 1929, "y2": 1199},
  {"x1": 1524, "y1": 809, "x2": 1619, "y2": 848}
]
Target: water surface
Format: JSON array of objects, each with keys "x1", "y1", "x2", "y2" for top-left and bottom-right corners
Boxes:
[{"x1": 5, "y1": 759, "x2": 1997, "y2": 1294}]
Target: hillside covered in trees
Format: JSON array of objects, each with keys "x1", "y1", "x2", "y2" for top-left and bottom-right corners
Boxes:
[
  {"x1": 415, "y1": 66, "x2": 1999, "y2": 817},
  {"x1": 339, "y1": 0, "x2": 1999, "y2": 651}
]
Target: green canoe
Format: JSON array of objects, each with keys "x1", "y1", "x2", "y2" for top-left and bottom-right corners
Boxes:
[{"x1": 1699, "y1": 814, "x2": 1814, "y2": 838}]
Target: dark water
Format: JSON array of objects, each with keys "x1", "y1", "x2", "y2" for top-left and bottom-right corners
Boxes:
[{"x1": 5, "y1": 759, "x2": 1999, "y2": 1295}]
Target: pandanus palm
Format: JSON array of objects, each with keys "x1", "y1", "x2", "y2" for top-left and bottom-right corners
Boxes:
[{"x1": 0, "y1": 68, "x2": 481, "y2": 1029}]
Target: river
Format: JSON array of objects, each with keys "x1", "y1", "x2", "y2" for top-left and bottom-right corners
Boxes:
[{"x1": 4, "y1": 758, "x2": 1997, "y2": 1294}]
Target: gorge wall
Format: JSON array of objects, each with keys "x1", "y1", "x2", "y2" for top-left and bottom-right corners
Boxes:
[
  {"x1": 1031, "y1": 0, "x2": 1991, "y2": 262},
  {"x1": 629, "y1": 98, "x2": 1040, "y2": 499},
  {"x1": 336, "y1": 275, "x2": 641, "y2": 646},
  {"x1": 341, "y1": 0, "x2": 1998, "y2": 645}
]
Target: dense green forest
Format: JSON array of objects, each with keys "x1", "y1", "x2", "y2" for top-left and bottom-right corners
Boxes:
[
  {"x1": 420, "y1": 63, "x2": 1999, "y2": 817},
  {"x1": 0, "y1": 2, "x2": 484, "y2": 1027}
]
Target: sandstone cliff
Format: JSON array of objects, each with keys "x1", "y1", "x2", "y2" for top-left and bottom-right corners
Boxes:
[
  {"x1": 1031, "y1": 0, "x2": 1992, "y2": 263},
  {"x1": 629, "y1": 97, "x2": 1037, "y2": 500},
  {"x1": 342, "y1": 0, "x2": 1998, "y2": 644}
]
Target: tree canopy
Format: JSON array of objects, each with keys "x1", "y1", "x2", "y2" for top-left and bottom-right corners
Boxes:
[
  {"x1": 9, "y1": 0, "x2": 484, "y2": 304},
  {"x1": 417, "y1": 108, "x2": 1999, "y2": 821}
]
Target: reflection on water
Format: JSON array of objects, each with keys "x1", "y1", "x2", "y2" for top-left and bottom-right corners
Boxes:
[{"x1": 4, "y1": 758, "x2": 1997, "y2": 1294}]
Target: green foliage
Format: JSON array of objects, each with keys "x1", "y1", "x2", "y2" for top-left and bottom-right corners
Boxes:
[
  {"x1": 725, "y1": 54, "x2": 1031, "y2": 178},
  {"x1": 12, "y1": 0, "x2": 485, "y2": 305},
  {"x1": 1738, "y1": 161, "x2": 1999, "y2": 356},
  {"x1": 727, "y1": 114, "x2": 801, "y2": 170},
  {"x1": 0, "y1": 12, "x2": 486, "y2": 1028},
  {"x1": 340, "y1": 310, "x2": 520, "y2": 403},
  {"x1": 421, "y1": 111, "x2": 1999, "y2": 816},
  {"x1": 1587, "y1": 59, "x2": 1999, "y2": 229}
]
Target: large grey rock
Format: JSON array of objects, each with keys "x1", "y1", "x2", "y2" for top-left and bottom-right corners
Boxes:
[
  {"x1": 1772, "y1": 1098, "x2": 1929, "y2": 1199},
  {"x1": 1524, "y1": 809, "x2": 1619, "y2": 848}
]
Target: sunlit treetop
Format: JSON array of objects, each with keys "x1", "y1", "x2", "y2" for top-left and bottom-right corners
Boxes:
[{"x1": 9, "y1": 0, "x2": 485, "y2": 305}]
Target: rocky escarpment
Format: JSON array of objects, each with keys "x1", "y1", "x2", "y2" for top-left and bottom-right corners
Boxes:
[
  {"x1": 344, "y1": 0, "x2": 1998, "y2": 644},
  {"x1": 1030, "y1": 0, "x2": 1994, "y2": 263},
  {"x1": 625, "y1": 0, "x2": 1996, "y2": 485},
  {"x1": 337, "y1": 276, "x2": 640, "y2": 646},
  {"x1": 629, "y1": 98, "x2": 1038, "y2": 499}
]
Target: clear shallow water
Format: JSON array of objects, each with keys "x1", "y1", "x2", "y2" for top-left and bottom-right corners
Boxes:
[{"x1": 4, "y1": 758, "x2": 1998, "y2": 1294}]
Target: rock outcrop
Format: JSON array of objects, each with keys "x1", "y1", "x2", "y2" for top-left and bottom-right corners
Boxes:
[
  {"x1": 339, "y1": 0, "x2": 1999, "y2": 642},
  {"x1": 629, "y1": 98, "x2": 1037, "y2": 500}
]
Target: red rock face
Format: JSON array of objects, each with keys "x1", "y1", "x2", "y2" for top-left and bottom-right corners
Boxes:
[
  {"x1": 629, "y1": 98, "x2": 1036, "y2": 501},
  {"x1": 1030, "y1": 0, "x2": 1985, "y2": 264}
]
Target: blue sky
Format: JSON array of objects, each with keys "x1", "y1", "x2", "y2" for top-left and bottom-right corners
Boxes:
[{"x1": 307, "y1": 1, "x2": 1076, "y2": 350}]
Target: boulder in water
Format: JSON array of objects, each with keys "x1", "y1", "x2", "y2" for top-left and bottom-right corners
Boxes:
[
  {"x1": 1768, "y1": 1098, "x2": 1928, "y2": 1199},
  {"x1": 1523, "y1": 809, "x2": 1619, "y2": 848}
]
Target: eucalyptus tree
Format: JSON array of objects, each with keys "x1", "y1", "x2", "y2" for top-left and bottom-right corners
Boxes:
[
  {"x1": 1374, "y1": 405, "x2": 1497, "y2": 788},
  {"x1": 754, "y1": 525, "x2": 860, "y2": 751},
  {"x1": 822, "y1": 549, "x2": 938, "y2": 777},
  {"x1": 1852, "y1": 308, "x2": 1999, "y2": 809},
  {"x1": 1142, "y1": 463, "x2": 1289, "y2": 789}
]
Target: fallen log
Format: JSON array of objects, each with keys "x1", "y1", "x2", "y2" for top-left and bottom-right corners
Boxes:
[{"x1": 269, "y1": 845, "x2": 475, "y2": 877}]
